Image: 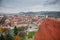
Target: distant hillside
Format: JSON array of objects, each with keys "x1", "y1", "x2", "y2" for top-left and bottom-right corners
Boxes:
[{"x1": 19, "y1": 11, "x2": 60, "y2": 18}]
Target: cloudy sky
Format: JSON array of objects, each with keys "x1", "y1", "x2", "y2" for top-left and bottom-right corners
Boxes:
[{"x1": 0, "y1": 0, "x2": 60, "y2": 13}]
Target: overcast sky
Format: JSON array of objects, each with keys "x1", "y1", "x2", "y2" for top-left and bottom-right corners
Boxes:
[{"x1": 0, "y1": 0, "x2": 60, "y2": 13}]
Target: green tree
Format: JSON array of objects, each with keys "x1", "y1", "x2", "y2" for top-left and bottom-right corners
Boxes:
[
  {"x1": 0, "y1": 34, "x2": 5, "y2": 40},
  {"x1": 5, "y1": 33, "x2": 13, "y2": 40},
  {"x1": 0, "y1": 15, "x2": 6, "y2": 25},
  {"x1": 14, "y1": 26, "x2": 18, "y2": 36}
]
